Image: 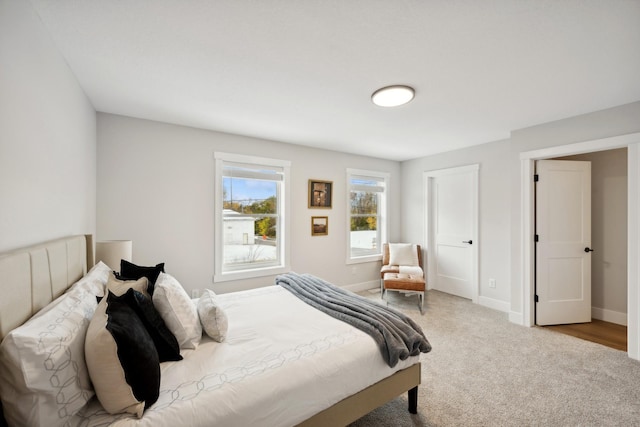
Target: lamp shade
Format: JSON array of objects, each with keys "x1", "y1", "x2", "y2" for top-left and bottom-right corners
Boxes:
[{"x1": 95, "y1": 240, "x2": 132, "y2": 271}]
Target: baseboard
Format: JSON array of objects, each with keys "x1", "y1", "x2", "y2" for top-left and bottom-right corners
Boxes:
[
  {"x1": 592, "y1": 306, "x2": 627, "y2": 326},
  {"x1": 478, "y1": 296, "x2": 510, "y2": 313},
  {"x1": 343, "y1": 280, "x2": 379, "y2": 293},
  {"x1": 509, "y1": 311, "x2": 524, "y2": 326}
]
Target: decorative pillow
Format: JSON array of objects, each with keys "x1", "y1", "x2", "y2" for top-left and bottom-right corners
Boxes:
[
  {"x1": 388, "y1": 243, "x2": 419, "y2": 266},
  {"x1": 116, "y1": 288, "x2": 182, "y2": 362},
  {"x1": 85, "y1": 292, "x2": 160, "y2": 417},
  {"x1": 0, "y1": 286, "x2": 99, "y2": 427},
  {"x1": 153, "y1": 273, "x2": 202, "y2": 350},
  {"x1": 68, "y1": 261, "x2": 112, "y2": 296},
  {"x1": 106, "y1": 272, "x2": 149, "y2": 298},
  {"x1": 119, "y1": 260, "x2": 165, "y2": 295},
  {"x1": 197, "y1": 289, "x2": 228, "y2": 342}
]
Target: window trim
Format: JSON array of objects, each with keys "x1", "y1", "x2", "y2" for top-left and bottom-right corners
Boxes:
[
  {"x1": 214, "y1": 152, "x2": 291, "y2": 282},
  {"x1": 346, "y1": 168, "x2": 389, "y2": 264}
]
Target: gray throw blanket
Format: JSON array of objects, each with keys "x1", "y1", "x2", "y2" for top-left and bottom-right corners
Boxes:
[{"x1": 275, "y1": 273, "x2": 431, "y2": 368}]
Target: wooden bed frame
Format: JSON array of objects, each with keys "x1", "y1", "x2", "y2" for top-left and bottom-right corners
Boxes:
[{"x1": 0, "y1": 235, "x2": 421, "y2": 426}]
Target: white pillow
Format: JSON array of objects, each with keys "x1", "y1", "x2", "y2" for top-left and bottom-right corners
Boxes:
[
  {"x1": 68, "y1": 261, "x2": 111, "y2": 296},
  {"x1": 197, "y1": 289, "x2": 228, "y2": 342},
  {"x1": 152, "y1": 273, "x2": 202, "y2": 350},
  {"x1": 388, "y1": 243, "x2": 419, "y2": 266},
  {"x1": 0, "y1": 287, "x2": 99, "y2": 427}
]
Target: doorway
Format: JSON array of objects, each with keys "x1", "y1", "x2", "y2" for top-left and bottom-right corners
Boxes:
[
  {"x1": 424, "y1": 164, "x2": 479, "y2": 303},
  {"x1": 536, "y1": 150, "x2": 628, "y2": 348},
  {"x1": 544, "y1": 320, "x2": 627, "y2": 351},
  {"x1": 519, "y1": 132, "x2": 640, "y2": 359}
]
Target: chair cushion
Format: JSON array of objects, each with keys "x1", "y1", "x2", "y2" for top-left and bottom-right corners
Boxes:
[
  {"x1": 388, "y1": 243, "x2": 419, "y2": 266},
  {"x1": 383, "y1": 272, "x2": 426, "y2": 292},
  {"x1": 380, "y1": 264, "x2": 400, "y2": 278}
]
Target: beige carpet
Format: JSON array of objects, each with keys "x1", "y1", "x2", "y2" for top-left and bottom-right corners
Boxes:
[{"x1": 349, "y1": 289, "x2": 640, "y2": 427}]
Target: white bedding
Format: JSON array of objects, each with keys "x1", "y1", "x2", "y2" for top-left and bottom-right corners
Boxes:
[{"x1": 72, "y1": 286, "x2": 419, "y2": 426}]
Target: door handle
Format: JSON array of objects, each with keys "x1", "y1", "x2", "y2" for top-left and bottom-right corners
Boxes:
[
  {"x1": 463, "y1": 240, "x2": 473, "y2": 244},
  {"x1": 584, "y1": 247, "x2": 594, "y2": 253}
]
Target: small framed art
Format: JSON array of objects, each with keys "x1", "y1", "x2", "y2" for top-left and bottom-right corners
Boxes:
[
  {"x1": 311, "y1": 216, "x2": 328, "y2": 236},
  {"x1": 308, "y1": 180, "x2": 332, "y2": 208}
]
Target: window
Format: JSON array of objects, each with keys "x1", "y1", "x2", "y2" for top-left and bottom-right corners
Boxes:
[
  {"x1": 214, "y1": 152, "x2": 290, "y2": 282},
  {"x1": 347, "y1": 169, "x2": 389, "y2": 263}
]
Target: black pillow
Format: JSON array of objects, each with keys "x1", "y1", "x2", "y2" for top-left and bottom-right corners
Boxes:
[
  {"x1": 105, "y1": 291, "x2": 160, "y2": 410},
  {"x1": 115, "y1": 288, "x2": 182, "y2": 362},
  {"x1": 86, "y1": 292, "x2": 161, "y2": 416},
  {"x1": 119, "y1": 260, "x2": 165, "y2": 295}
]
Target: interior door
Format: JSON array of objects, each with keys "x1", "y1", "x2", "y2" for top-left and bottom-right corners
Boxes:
[
  {"x1": 536, "y1": 160, "x2": 592, "y2": 325},
  {"x1": 427, "y1": 165, "x2": 478, "y2": 300}
]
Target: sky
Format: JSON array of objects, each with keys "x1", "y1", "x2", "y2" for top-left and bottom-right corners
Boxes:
[{"x1": 223, "y1": 177, "x2": 276, "y2": 204}]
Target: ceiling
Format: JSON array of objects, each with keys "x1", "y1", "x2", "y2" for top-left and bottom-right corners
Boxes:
[{"x1": 29, "y1": 0, "x2": 640, "y2": 161}]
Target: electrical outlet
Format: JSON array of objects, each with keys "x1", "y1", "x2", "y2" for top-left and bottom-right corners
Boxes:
[{"x1": 489, "y1": 279, "x2": 496, "y2": 289}]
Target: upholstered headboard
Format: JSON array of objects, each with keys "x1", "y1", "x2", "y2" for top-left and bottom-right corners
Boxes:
[{"x1": 0, "y1": 234, "x2": 93, "y2": 339}]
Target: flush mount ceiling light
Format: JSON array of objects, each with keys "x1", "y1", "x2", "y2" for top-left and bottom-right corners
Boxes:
[{"x1": 371, "y1": 85, "x2": 415, "y2": 107}]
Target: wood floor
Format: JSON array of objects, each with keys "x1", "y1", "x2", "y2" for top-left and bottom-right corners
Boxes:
[{"x1": 543, "y1": 319, "x2": 627, "y2": 351}]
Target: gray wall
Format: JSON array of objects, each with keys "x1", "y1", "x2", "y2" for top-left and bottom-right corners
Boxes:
[
  {"x1": 558, "y1": 148, "x2": 628, "y2": 322},
  {"x1": 97, "y1": 113, "x2": 401, "y2": 295},
  {"x1": 401, "y1": 139, "x2": 512, "y2": 309},
  {"x1": 509, "y1": 102, "x2": 640, "y2": 317},
  {"x1": 401, "y1": 102, "x2": 640, "y2": 319},
  {"x1": 0, "y1": 0, "x2": 96, "y2": 252},
  {"x1": 2, "y1": 0, "x2": 639, "y2": 318}
]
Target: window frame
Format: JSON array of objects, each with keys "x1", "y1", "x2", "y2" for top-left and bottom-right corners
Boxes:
[
  {"x1": 346, "y1": 168, "x2": 389, "y2": 264},
  {"x1": 214, "y1": 152, "x2": 291, "y2": 282}
]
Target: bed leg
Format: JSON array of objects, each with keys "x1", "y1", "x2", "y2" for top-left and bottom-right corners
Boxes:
[{"x1": 408, "y1": 386, "x2": 418, "y2": 414}]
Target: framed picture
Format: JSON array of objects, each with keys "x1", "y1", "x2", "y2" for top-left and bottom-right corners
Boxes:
[
  {"x1": 311, "y1": 216, "x2": 328, "y2": 236},
  {"x1": 308, "y1": 180, "x2": 332, "y2": 208}
]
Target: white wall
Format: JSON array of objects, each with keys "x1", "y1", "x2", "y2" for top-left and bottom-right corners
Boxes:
[
  {"x1": 558, "y1": 149, "x2": 628, "y2": 324},
  {"x1": 97, "y1": 113, "x2": 401, "y2": 295},
  {"x1": 0, "y1": 0, "x2": 96, "y2": 252},
  {"x1": 400, "y1": 139, "x2": 512, "y2": 309}
]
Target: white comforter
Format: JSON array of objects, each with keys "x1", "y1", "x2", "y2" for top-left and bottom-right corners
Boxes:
[{"x1": 73, "y1": 286, "x2": 419, "y2": 426}]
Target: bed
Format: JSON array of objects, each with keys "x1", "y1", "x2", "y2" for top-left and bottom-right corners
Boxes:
[{"x1": 0, "y1": 235, "x2": 427, "y2": 426}]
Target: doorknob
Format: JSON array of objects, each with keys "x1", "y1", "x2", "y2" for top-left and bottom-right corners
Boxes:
[
  {"x1": 584, "y1": 247, "x2": 594, "y2": 253},
  {"x1": 463, "y1": 240, "x2": 473, "y2": 244}
]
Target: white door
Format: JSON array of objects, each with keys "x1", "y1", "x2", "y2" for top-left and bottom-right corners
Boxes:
[
  {"x1": 536, "y1": 160, "x2": 592, "y2": 326},
  {"x1": 425, "y1": 165, "x2": 478, "y2": 301}
]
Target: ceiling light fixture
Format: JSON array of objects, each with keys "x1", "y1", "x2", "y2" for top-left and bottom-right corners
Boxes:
[{"x1": 371, "y1": 85, "x2": 415, "y2": 107}]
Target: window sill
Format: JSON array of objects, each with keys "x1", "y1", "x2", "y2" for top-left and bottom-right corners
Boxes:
[
  {"x1": 346, "y1": 254, "x2": 382, "y2": 265},
  {"x1": 214, "y1": 265, "x2": 289, "y2": 283}
]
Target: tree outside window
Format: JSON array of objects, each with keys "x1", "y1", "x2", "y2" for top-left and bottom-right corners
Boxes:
[
  {"x1": 214, "y1": 153, "x2": 290, "y2": 282},
  {"x1": 347, "y1": 170, "x2": 388, "y2": 261}
]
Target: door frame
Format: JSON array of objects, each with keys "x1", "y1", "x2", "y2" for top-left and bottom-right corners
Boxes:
[
  {"x1": 519, "y1": 132, "x2": 640, "y2": 359},
  {"x1": 424, "y1": 164, "x2": 480, "y2": 304}
]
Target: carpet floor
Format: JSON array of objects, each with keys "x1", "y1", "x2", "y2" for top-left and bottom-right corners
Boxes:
[{"x1": 348, "y1": 289, "x2": 640, "y2": 427}]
